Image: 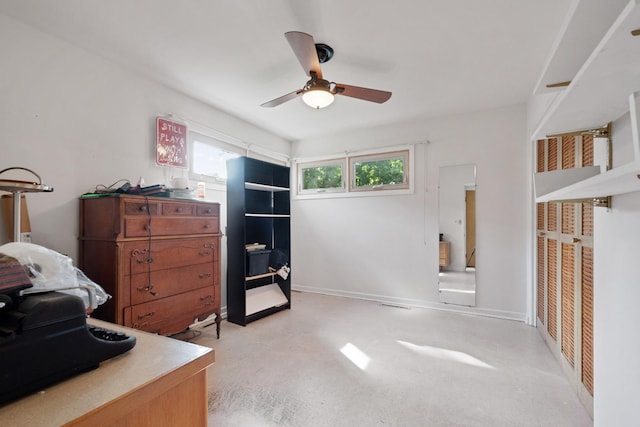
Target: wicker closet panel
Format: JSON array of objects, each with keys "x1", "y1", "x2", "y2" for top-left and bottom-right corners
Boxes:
[
  {"x1": 537, "y1": 139, "x2": 545, "y2": 172},
  {"x1": 537, "y1": 203, "x2": 545, "y2": 230},
  {"x1": 537, "y1": 236, "x2": 545, "y2": 323},
  {"x1": 547, "y1": 240, "x2": 558, "y2": 341},
  {"x1": 561, "y1": 203, "x2": 575, "y2": 234},
  {"x1": 562, "y1": 136, "x2": 576, "y2": 169},
  {"x1": 582, "y1": 135, "x2": 594, "y2": 166},
  {"x1": 561, "y1": 243, "x2": 576, "y2": 367},
  {"x1": 582, "y1": 246, "x2": 594, "y2": 395},
  {"x1": 547, "y1": 203, "x2": 558, "y2": 232},
  {"x1": 582, "y1": 203, "x2": 593, "y2": 237},
  {"x1": 548, "y1": 138, "x2": 559, "y2": 171}
]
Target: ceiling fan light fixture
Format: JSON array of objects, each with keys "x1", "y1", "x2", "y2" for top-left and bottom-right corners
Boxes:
[{"x1": 302, "y1": 89, "x2": 334, "y2": 109}]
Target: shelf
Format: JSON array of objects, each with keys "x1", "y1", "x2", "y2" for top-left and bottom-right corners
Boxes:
[
  {"x1": 245, "y1": 182, "x2": 289, "y2": 192},
  {"x1": 245, "y1": 283, "x2": 288, "y2": 316},
  {"x1": 531, "y1": 0, "x2": 640, "y2": 202},
  {"x1": 245, "y1": 213, "x2": 290, "y2": 218},
  {"x1": 245, "y1": 272, "x2": 277, "y2": 281},
  {"x1": 533, "y1": 0, "x2": 629, "y2": 96},
  {"x1": 531, "y1": 0, "x2": 640, "y2": 140},
  {"x1": 534, "y1": 166, "x2": 602, "y2": 201},
  {"x1": 535, "y1": 159, "x2": 640, "y2": 202},
  {"x1": 226, "y1": 157, "x2": 291, "y2": 327}
]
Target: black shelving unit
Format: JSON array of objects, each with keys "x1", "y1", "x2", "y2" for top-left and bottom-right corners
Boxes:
[{"x1": 226, "y1": 157, "x2": 291, "y2": 326}]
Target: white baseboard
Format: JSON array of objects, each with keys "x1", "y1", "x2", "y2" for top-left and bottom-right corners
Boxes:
[{"x1": 292, "y1": 284, "x2": 526, "y2": 323}]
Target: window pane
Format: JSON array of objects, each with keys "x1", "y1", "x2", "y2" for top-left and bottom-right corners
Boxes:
[
  {"x1": 303, "y1": 165, "x2": 343, "y2": 190},
  {"x1": 192, "y1": 140, "x2": 240, "y2": 180},
  {"x1": 351, "y1": 151, "x2": 408, "y2": 190},
  {"x1": 354, "y1": 158, "x2": 404, "y2": 186},
  {"x1": 297, "y1": 159, "x2": 345, "y2": 194}
]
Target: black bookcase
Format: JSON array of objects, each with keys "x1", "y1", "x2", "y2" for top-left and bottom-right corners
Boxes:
[{"x1": 226, "y1": 156, "x2": 291, "y2": 326}]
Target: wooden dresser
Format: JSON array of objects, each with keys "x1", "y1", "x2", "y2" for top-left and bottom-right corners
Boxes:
[{"x1": 79, "y1": 194, "x2": 221, "y2": 337}]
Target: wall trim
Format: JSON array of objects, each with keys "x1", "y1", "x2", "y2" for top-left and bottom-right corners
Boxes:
[{"x1": 292, "y1": 284, "x2": 527, "y2": 323}]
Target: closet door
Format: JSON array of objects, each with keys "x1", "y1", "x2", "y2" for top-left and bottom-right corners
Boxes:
[
  {"x1": 579, "y1": 135, "x2": 595, "y2": 399},
  {"x1": 535, "y1": 134, "x2": 594, "y2": 415}
]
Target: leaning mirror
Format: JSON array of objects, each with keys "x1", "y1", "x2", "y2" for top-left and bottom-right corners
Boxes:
[{"x1": 438, "y1": 164, "x2": 476, "y2": 306}]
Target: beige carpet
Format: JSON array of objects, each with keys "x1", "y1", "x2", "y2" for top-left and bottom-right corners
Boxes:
[{"x1": 191, "y1": 291, "x2": 591, "y2": 427}]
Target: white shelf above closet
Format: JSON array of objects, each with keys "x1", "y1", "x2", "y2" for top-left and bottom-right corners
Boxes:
[
  {"x1": 535, "y1": 162, "x2": 640, "y2": 202},
  {"x1": 532, "y1": 0, "x2": 640, "y2": 140},
  {"x1": 533, "y1": 0, "x2": 628, "y2": 96},
  {"x1": 533, "y1": 0, "x2": 640, "y2": 203}
]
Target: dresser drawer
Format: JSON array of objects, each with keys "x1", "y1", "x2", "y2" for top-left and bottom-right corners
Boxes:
[
  {"x1": 162, "y1": 202, "x2": 196, "y2": 216},
  {"x1": 123, "y1": 239, "x2": 217, "y2": 275},
  {"x1": 125, "y1": 287, "x2": 216, "y2": 334},
  {"x1": 129, "y1": 262, "x2": 216, "y2": 305},
  {"x1": 124, "y1": 217, "x2": 219, "y2": 237},
  {"x1": 124, "y1": 200, "x2": 160, "y2": 215},
  {"x1": 196, "y1": 204, "x2": 219, "y2": 217}
]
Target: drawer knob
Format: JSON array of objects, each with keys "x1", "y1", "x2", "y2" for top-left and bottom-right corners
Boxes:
[
  {"x1": 137, "y1": 311, "x2": 155, "y2": 320},
  {"x1": 139, "y1": 205, "x2": 147, "y2": 212},
  {"x1": 200, "y1": 295, "x2": 214, "y2": 305},
  {"x1": 137, "y1": 257, "x2": 154, "y2": 264},
  {"x1": 199, "y1": 250, "x2": 212, "y2": 256},
  {"x1": 176, "y1": 207, "x2": 183, "y2": 213},
  {"x1": 136, "y1": 284, "x2": 157, "y2": 296},
  {"x1": 203, "y1": 224, "x2": 210, "y2": 229},
  {"x1": 199, "y1": 273, "x2": 212, "y2": 279},
  {"x1": 205, "y1": 208, "x2": 212, "y2": 214},
  {"x1": 144, "y1": 224, "x2": 151, "y2": 231}
]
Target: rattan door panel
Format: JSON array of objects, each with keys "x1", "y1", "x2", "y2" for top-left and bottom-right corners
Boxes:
[
  {"x1": 561, "y1": 243, "x2": 576, "y2": 367},
  {"x1": 535, "y1": 135, "x2": 597, "y2": 412},
  {"x1": 547, "y1": 239, "x2": 558, "y2": 341},
  {"x1": 581, "y1": 247, "x2": 594, "y2": 395},
  {"x1": 562, "y1": 136, "x2": 576, "y2": 170},
  {"x1": 537, "y1": 235, "x2": 545, "y2": 323}
]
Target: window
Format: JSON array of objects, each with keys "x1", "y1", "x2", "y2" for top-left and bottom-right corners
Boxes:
[
  {"x1": 297, "y1": 159, "x2": 345, "y2": 194},
  {"x1": 350, "y1": 150, "x2": 409, "y2": 191},
  {"x1": 294, "y1": 146, "x2": 413, "y2": 198},
  {"x1": 189, "y1": 131, "x2": 242, "y2": 184}
]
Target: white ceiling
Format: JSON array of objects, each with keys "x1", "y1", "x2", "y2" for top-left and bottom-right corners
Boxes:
[{"x1": 0, "y1": 0, "x2": 573, "y2": 141}]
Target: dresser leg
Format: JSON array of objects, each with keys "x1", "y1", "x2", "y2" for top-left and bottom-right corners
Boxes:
[{"x1": 216, "y1": 313, "x2": 221, "y2": 339}]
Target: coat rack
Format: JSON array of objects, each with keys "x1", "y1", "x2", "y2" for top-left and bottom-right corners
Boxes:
[{"x1": 0, "y1": 167, "x2": 53, "y2": 242}]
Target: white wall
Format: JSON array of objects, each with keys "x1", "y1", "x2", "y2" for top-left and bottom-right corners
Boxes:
[
  {"x1": 592, "y1": 113, "x2": 640, "y2": 426},
  {"x1": 291, "y1": 105, "x2": 531, "y2": 320},
  {"x1": 0, "y1": 14, "x2": 290, "y2": 308}
]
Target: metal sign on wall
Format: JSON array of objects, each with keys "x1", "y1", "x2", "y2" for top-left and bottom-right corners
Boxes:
[{"x1": 156, "y1": 116, "x2": 187, "y2": 168}]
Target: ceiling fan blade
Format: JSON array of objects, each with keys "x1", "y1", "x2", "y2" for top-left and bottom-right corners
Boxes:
[
  {"x1": 335, "y1": 84, "x2": 392, "y2": 104},
  {"x1": 260, "y1": 89, "x2": 303, "y2": 108},
  {"x1": 285, "y1": 31, "x2": 323, "y2": 79}
]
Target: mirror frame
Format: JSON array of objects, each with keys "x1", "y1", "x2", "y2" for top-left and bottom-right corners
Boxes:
[{"x1": 438, "y1": 164, "x2": 476, "y2": 306}]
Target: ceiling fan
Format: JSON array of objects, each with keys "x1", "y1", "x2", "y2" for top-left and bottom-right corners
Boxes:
[{"x1": 261, "y1": 31, "x2": 392, "y2": 109}]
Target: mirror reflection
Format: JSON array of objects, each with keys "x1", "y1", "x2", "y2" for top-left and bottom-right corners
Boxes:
[{"x1": 438, "y1": 164, "x2": 476, "y2": 306}]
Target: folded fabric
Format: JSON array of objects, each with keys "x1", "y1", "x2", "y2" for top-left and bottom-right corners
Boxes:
[{"x1": 277, "y1": 265, "x2": 290, "y2": 280}]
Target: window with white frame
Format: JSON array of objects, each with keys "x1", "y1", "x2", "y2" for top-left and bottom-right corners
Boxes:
[
  {"x1": 297, "y1": 158, "x2": 346, "y2": 194},
  {"x1": 295, "y1": 146, "x2": 413, "y2": 198},
  {"x1": 349, "y1": 150, "x2": 410, "y2": 191}
]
